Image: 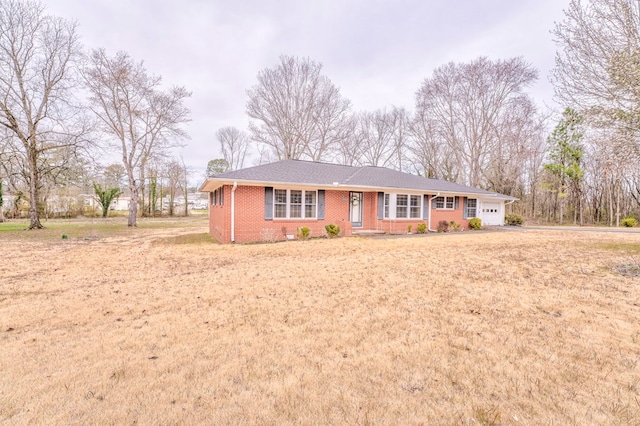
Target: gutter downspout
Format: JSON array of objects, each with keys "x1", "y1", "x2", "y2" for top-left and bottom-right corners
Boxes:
[
  {"x1": 231, "y1": 182, "x2": 237, "y2": 242},
  {"x1": 428, "y1": 192, "x2": 440, "y2": 232}
]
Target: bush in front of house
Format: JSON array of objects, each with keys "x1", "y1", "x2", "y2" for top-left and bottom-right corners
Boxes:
[
  {"x1": 325, "y1": 224, "x2": 340, "y2": 238},
  {"x1": 437, "y1": 220, "x2": 449, "y2": 232},
  {"x1": 416, "y1": 223, "x2": 427, "y2": 234},
  {"x1": 449, "y1": 221, "x2": 461, "y2": 231},
  {"x1": 297, "y1": 226, "x2": 310, "y2": 239},
  {"x1": 505, "y1": 213, "x2": 524, "y2": 226},
  {"x1": 622, "y1": 217, "x2": 638, "y2": 227},
  {"x1": 468, "y1": 217, "x2": 482, "y2": 230}
]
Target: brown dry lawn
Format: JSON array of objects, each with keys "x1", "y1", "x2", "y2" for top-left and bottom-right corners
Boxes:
[{"x1": 1, "y1": 217, "x2": 639, "y2": 425}]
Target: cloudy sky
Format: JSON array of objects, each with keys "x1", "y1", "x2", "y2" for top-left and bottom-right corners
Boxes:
[{"x1": 45, "y1": 0, "x2": 568, "y2": 180}]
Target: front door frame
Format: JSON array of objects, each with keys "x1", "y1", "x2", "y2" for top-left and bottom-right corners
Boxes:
[{"x1": 350, "y1": 191, "x2": 363, "y2": 228}]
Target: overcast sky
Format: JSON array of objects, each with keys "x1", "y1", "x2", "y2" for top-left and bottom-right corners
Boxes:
[{"x1": 45, "y1": 0, "x2": 568, "y2": 180}]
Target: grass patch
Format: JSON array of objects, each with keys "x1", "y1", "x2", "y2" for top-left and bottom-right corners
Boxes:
[
  {"x1": 0, "y1": 216, "x2": 208, "y2": 242},
  {"x1": 2, "y1": 227, "x2": 640, "y2": 424},
  {"x1": 598, "y1": 242, "x2": 640, "y2": 254},
  {"x1": 153, "y1": 232, "x2": 218, "y2": 245}
]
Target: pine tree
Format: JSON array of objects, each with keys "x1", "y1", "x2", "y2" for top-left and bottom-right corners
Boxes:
[{"x1": 544, "y1": 108, "x2": 584, "y2": 225}]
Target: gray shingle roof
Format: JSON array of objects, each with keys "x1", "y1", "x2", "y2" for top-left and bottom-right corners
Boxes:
[{"x1": 204, "y1": 159, "x2": 515, "y2": 199}]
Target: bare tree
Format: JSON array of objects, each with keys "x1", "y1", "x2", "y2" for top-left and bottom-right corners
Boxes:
[
  {"x1": 103, "y1": 163, "x2": 127, "y2": 189},
  {"x1": 414, "y1": 57, "x2": 539, "y2": 188},
  {"x1": 84, "y1": 49, "x2": 191, "y2": 227},
  {"x1": 246, "y1": 55, "x2": 351, "y2": 162},
  {"x1": 355, "y1": 109, "x2": 397, "y2": 168},
  {"x1": 553, "y1": 0, "x2": 640, "y2": 224},
  {"x1": 216, "y1": 126, "x2": 250, "y2": 171},
  {"x1": 334, "y1": 115, "x2": 360, "y2": 166},
  {"x1": 0, "y1": 0, "x2": 88, "y2": 229},
  {"x1": 552, "y1": 0, "x2": 640, "y2": 128},
  {"x1": 165, "y1": 159, "x2": 183, "y2": 216}
]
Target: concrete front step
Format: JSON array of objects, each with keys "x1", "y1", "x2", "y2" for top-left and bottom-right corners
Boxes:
[{"x1": 352, "y1": 229, "x2": 386, "y2": 236}]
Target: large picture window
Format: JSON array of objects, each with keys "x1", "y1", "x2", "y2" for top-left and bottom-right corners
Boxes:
[
  {"x1": 273, "y1": 189, "x2": 317, "y2": 219},
  {"x1": 382, "y1": 193, "x2": 422, "y2": 219},
  {"x1": 435, "y1": 196, "x2": 455, "y2": 210}
]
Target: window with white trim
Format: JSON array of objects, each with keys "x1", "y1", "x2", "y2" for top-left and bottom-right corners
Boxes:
[
  {"x1": 273, "y1": 189, "x2": 317, "y2": 219},
  {"x1": 274, "y1": 189, "x2": 287, "y2": 218},
  {"x1": 305, "y1": 191, "x2": 317, "y2": 218},
  {"x1": 466, "y1": 198, "x2": 477, "y2": 218},
  {"x1": 384, "y1": 193, "x2": 422, "y2": 219},
  {"x1": 396, "y1": 194, "x2": 408, "y2": 218},
  {"x1": 384, "y1": 194, "x2": 390, "y2": 218},
  {"x1": 290, "y1": 190, "x2": 302, "y2": 218},
  {"x1": 435, "y1": 196, "x2": 454, "y2": 210},
  {"x1": 410, "y1": 195, "x2": 420, "y2": 218}
]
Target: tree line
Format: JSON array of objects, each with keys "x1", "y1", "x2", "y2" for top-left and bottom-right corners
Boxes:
[
  {"x1": 210, "y1": 0, "x2": 640, "y2": 226},
  {"x1": 0, "y1": 0, "x2": 190, "y2": 228},
  {"x1": 2, "y1": 0, "x2": 639, "y2": 229}
]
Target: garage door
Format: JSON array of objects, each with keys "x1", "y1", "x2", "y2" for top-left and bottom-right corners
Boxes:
[{"x1": 481, "y1": 203, "x2": 502, "y2": 226}]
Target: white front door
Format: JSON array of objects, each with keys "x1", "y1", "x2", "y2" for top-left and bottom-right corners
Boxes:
[{"x1": 350, "y1": 192, "x2": 363, "y2": 228}]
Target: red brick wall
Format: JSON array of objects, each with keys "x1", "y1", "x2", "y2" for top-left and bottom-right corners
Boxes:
[
  {"x1": 208, "y1": 186, "x2": 231, "y2": 243},
  {"x1": 430, "y1": 204, "x2": 469, "y2": 231},
  {"x1": 208, "y1": 186, "x2": 354, "y2": 243},
  {"x1": 207, "y1": 187, "x2": 471, "y2": 243}
]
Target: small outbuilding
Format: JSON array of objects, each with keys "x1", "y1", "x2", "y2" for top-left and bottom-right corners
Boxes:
[{"x1": 199, "y1": 160, "x2": 516, "y2": 243}]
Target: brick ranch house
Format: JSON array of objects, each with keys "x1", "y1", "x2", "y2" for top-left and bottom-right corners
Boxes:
[{"x1": 199, "y1": 160, "x2": 516, "y2": 243}]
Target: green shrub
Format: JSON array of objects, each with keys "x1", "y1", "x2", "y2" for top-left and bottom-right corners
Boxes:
[
  {"x1": 325, "y1": 224, "x2": 341, "y2": 238},
  {"x1": 437, "y1": 220, "x2": 449, "y2": 233},
  {"x1": 61, "y1": 234, "x2": 68, "y2": 240},
  {"x1": 468, "y1": 217, "x2": 482, "y2": 230},
  {"x1": 297, "y1": 226, "x2": 310, "y2": 239},
  {"x1": 622, "y1": 217, "x2": 638, "y2": 228},
  {"x1": 407, "y1": 224, "x2": 412, "y2": 234},
  {"x1": 449, "y1": 221, "x2": 461, "y2": 231},
  {"x1": 416, "y1": 223, "x2": 427, "y2": 234},
  {"x1": 505, "y1": 213, "x2": 524, "y2": 226}
]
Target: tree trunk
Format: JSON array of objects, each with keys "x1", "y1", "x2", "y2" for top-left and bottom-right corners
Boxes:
[
  {"x1": 27, "y1": 144, "x2": 43, "y2": 229},
  {"x1": 608, "y1": 181, "x2": 614, "y2": 227},
  {"x1": 168, "y1": 190, "x2": 175, "y2": 216},
  {"x1": 126, "y1": 164, "x2": 139, "y2": 227},
  {"x1": 615, "y1": 184, "x2": 620, "y2": 227},
  {"x1": 139, "y1": 166, "x2": 146, "y2": 217},
  {"x1": 0, "y1": 181, "x2": 5, "y2": 223},
  {"x1": 128, "y1": 186, "x2": 139, "y2": 227}
]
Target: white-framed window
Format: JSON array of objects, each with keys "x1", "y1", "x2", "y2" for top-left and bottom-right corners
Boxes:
[
  {"x1": 305, "y1": 191, "x2": 317, "y2": 218},
  {"x1": 396, "y1": 194, "x2": 408, "y2": 218},
  {"x1": 383, "y1": 193, "x2": 423, "y2": 219},
  {"x1": 274, "y1": 189, "x2": 287, "y2": 218},
  {"x1": 410, "y1": 195, "x2": 421, "y2": 218},
  {"x1": 384, "y1": 194, "x2": 390, "y2": 219},
  {"x1": 290, "y1": 190, "x2": 302, "y2": 218},
  {"x1": 435, "y1": 196, "x2": 455, "y2": 210},
  {"x1": 466, "y1": 198, "x2": 477, "y2": 218},
  {"x1": 274, "y1": 189, "x2": 317, "y2": 219}
]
